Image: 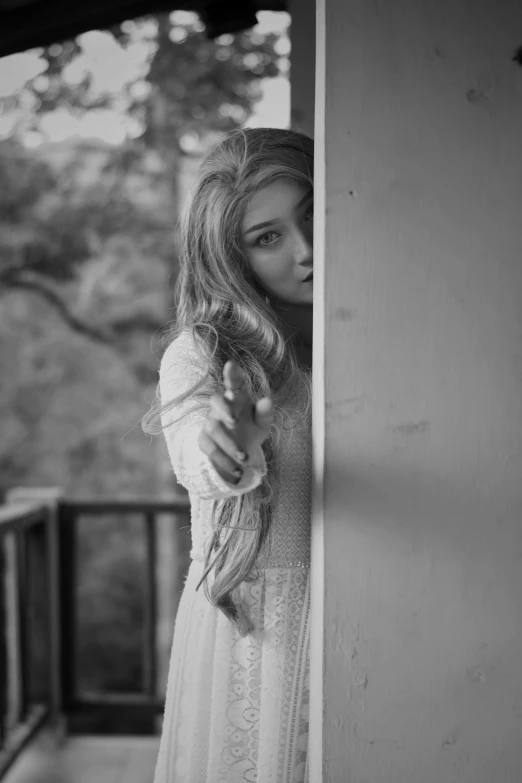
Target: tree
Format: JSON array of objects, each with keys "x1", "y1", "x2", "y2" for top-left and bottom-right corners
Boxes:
[
  {"x1": 2, "y1": 11, "x2": 284, "y2": 153},
  {"x1": 0, "y1": 135, "x2": 172, "y2": 366},
  {"x1": 0, "y1": 10, "x2": 287, "y2": 348},
  {"x1": 0, "y1": 10, "x2": 291, "y2": 699}
]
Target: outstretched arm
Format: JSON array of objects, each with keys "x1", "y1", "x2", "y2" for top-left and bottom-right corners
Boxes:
[{"x1": 159, "y1": 332, "x2": 268, "y2": 501}]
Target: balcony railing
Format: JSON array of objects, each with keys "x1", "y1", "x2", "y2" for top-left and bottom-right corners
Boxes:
[{"x1": 0, "y1": 492, "x2": 190, "y2": 780}]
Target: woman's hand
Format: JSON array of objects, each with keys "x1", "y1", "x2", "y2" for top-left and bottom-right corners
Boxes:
[{"x1": 198, "y1": 360, "x2": 274, "y2": 483}]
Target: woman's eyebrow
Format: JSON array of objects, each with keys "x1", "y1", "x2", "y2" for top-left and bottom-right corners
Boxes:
[
  {"x1": 244, "y1": 190, "x2": 313, "y2": 236},
  {"x1": 244, "y1": 218, "x2": 278, "y2": 235}
]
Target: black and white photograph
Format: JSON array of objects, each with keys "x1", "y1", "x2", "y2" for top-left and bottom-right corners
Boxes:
[{"x1": 1, "y1": 1, "x2": 521, "y2": 782}]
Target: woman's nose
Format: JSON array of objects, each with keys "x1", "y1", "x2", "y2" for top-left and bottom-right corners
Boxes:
[{"x1": 293, "y1": 227, "x2": 313, "y2": 263}]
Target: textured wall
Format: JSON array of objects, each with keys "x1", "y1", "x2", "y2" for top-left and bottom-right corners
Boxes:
[{"x1": 315, "y1": 0, "x2": 522, "y2": 780}]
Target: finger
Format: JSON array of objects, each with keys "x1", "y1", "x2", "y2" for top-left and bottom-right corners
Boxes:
[
  {"x1": 204, "y1": 419, "x2": 249, "y2": 467},
  {"x1": 253, "y1": 396, "x2": 274, "y2": 430},
  {"x1": 209, "y1": 392, "x2": 238, "y2": 428},
  {"x1": 222, "y1": 361, "x2": 250, "y2": 417},
  {"x1": 198, "y1": 427, "x2": 243, "y2": 477},
  {"x1": 224, "y1": 387, "x2": 250, "y2": 423},
  {"x1": 223, "y1": 360, "x2": 246, "y2": 396}
]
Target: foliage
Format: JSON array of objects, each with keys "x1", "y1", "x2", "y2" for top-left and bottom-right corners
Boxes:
[
  {"x1": 0, "y1": 9, "x2": 287, "y2": 344},
  {"x1": 0, "y1": 9, "x2": 288, "y2": 704},
  {"x1": 2, "y1": 11, "x2": 284, "y2": 152},
  {"x1": 77, "y1": 515, "x2": 147, "y2": 693},
  {"x1": 0, "y1": 290, "x2": 163, "y2": 497},
  {"x1": 0, "y1": 136, "x2": 171, "y2": 283}
]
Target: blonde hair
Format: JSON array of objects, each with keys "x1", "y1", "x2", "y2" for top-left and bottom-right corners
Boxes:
[{"x1": 142, "y1": 127, "x2": 313, "y2": 635}]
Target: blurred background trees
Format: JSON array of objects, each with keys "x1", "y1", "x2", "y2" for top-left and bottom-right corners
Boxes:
[
  {"x1": 0, "y1": 9, "x2": 289, "y2": 698},
  {"x1": 0, "y1": 8, "x2": 289, "y2": 496}
]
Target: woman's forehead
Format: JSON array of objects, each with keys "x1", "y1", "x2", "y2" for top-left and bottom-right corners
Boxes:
[{"x1": 242, "y1": 179, "x2": 312, "y2": 224}]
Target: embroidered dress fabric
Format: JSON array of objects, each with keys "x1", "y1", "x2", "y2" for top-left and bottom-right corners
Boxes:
[{"x1": 153, "y1": 331, "x2": 312, "y2": 783}]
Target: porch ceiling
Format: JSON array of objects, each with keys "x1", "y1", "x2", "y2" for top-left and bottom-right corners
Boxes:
[{"x1": 0, "y1": 0, "x2": 287, "y2": 58}]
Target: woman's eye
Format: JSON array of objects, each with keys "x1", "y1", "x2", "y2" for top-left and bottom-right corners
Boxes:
[
  {"x1": 305, "y1": 204, "x2": 314, "y2": 220},
  {"x1": 257, "y1": 231, "x2": 279, "y2": 246}
]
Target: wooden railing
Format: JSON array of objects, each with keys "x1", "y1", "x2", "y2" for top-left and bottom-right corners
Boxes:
[
  {"x1": 0, "y1": 498, "x2": 60, "y2": 779},
  {"x1": 0, "y1": 492, "x2": 190, "y2": 780}
]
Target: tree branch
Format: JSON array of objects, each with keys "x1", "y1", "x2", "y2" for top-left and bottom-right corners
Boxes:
[
  {"x1": 110, "y1": 312, "x2": 165, "y2": 335},
  {"x1": 1, "y1": 272, "x2": 115, "y2": 345},
  {"x1": 0, "y1": 271, "x2": 165, "y2": 386},
  {"x1": 1, "y1": 271, "x2": 165, "y2": 340}
]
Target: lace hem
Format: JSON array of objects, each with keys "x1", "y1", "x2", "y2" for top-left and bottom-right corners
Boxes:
[{"x1": 153, "y1": 560, "x2": 310, "y2": 783}]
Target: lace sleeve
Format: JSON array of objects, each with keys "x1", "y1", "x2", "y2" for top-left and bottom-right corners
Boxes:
[{"x1": 159, "y1": 332, "x2": 267, "y2": 501}]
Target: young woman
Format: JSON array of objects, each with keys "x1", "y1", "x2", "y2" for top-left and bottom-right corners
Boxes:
[{"x1": 142, "y1": 127, "x2": 314, "y2": 782}]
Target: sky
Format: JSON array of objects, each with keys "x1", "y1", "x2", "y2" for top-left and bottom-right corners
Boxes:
[{"x1": 0, "y1": 10, "x2": 290, "y2": 147}]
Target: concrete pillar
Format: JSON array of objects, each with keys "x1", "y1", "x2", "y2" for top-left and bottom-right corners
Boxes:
[{"x1": 312, "y1": 0, "x2": 522, "y2": 779}]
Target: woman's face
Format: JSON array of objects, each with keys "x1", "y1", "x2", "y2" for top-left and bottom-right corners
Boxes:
[{"x1": 240, "y1": 178, "x2": 313, "y2": 306}]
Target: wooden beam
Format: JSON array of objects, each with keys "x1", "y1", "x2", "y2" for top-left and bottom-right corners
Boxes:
[{"x1": 0, "y1": 0, "x2": 287, "y2": 58}]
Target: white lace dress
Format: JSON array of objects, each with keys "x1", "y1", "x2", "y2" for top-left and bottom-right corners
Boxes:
[{"x1": 153, "y1": 330, "x2": 312, "y2": 783}]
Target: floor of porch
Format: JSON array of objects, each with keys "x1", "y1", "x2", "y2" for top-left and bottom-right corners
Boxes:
[{"x1": 3, "y1": 730, "x2": 160, "y2": 783}]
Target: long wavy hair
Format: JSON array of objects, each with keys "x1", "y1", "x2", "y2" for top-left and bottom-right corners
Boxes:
[{"x1": 142, "y1": 127, "x2": 313, "y2": 636}]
